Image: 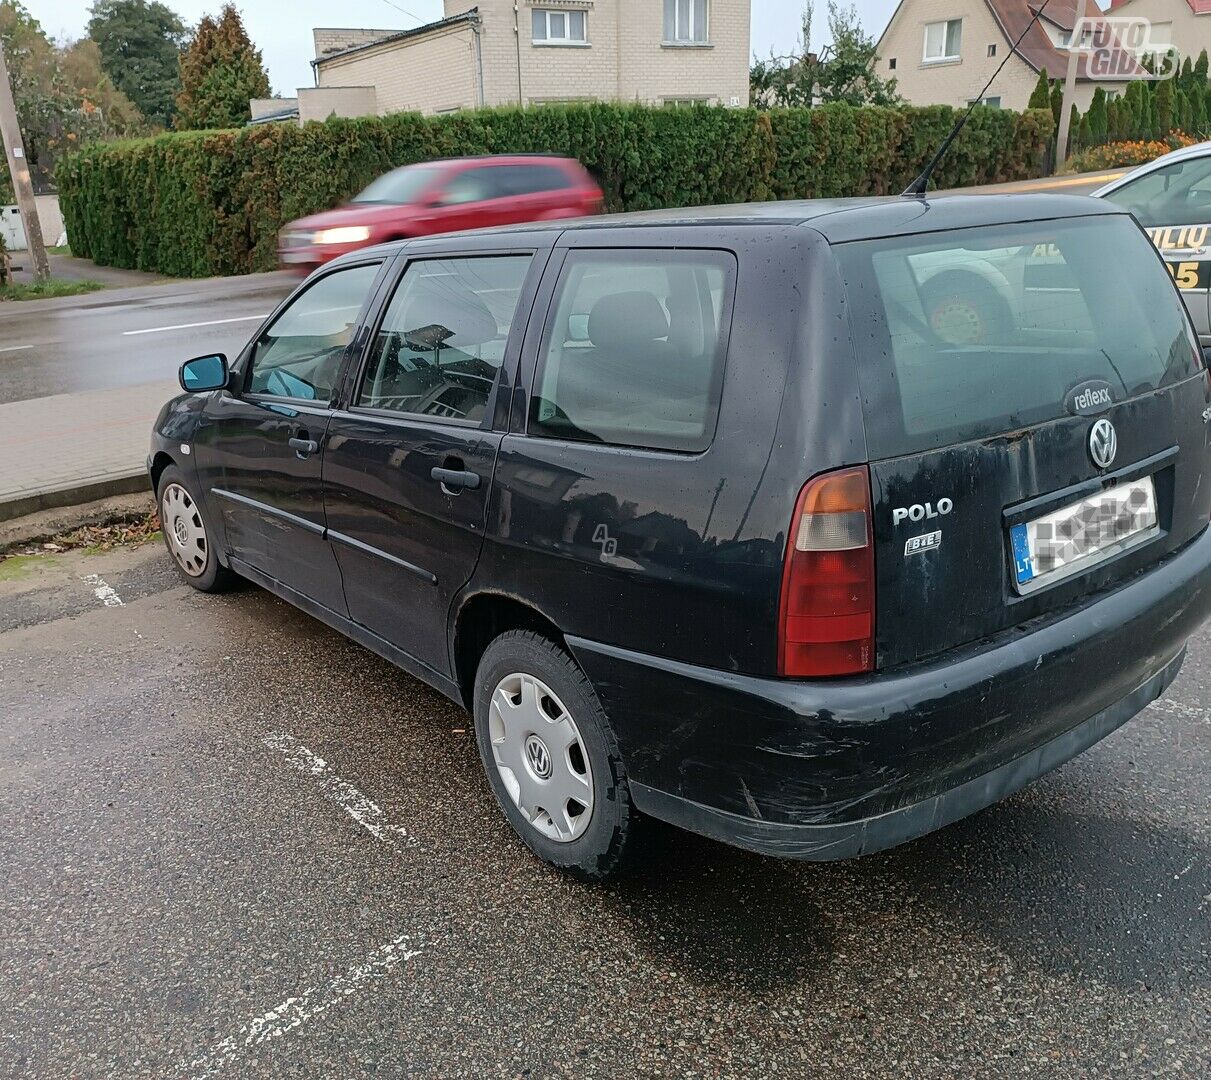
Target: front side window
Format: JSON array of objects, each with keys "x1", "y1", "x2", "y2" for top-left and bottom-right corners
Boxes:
[
  {"x1": 532, "y1": 8, "x2": 586, "y2": 43},
  {"x1": 356, "y1": 256, "x2": 532, "y2": 423},
  {"x1": 530, "y1": 250, "x2": 734, "y2": 452},
  {"x1": 923, "y1": 18, "x2": 962, "y2": 61},
  {"x1": 1101, "y1": 156, "x2": 1211, "y2": 228},
  {"x1": 664, "y1": 0, "x2": 708, "y2": 43},
  {"x1": 247, "y1": 264, "x2": 380, "y2": 401}
]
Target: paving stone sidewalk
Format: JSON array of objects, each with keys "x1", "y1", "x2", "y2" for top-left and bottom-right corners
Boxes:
[{"x1": 0, "y1": 380, "x2": 174, "y2": 520}]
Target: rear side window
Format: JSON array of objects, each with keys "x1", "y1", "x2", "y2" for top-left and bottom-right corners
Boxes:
[
  {"x1": 357, "y1": 256, "x2": 532, "y2": 423},
  {"x1": 836, "y1": 215, "x2": 1202, "y2": 458},
  {"x1": 529, "y1": 249, "x2": 734, "y2": 452},
  {"x1": 504, "y1": 164, "x2": 574, "y2": 195}
]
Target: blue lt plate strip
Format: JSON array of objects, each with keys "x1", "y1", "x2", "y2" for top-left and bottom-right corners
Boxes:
[{"x1": 1011, "y1": 523, "x2": 1035, "y2": 585}]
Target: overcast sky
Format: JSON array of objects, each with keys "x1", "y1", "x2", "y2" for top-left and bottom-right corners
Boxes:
[{"x1": 29, "y1": 0, "x2": 901, "y2": 96}]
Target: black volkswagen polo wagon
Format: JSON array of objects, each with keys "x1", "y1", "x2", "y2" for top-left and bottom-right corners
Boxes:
[{"x1": 151, "y1": 194, "x2": 1211, "y2": 879}]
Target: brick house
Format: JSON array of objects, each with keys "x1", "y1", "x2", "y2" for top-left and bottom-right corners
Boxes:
[
  {"x1": 304, "y1": 1, "x2": 750, "y2": 117},
  {"x1": 876, "y1": 0, "x2": 1130, "y2": 112}
]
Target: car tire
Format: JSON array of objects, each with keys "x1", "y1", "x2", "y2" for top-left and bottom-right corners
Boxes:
[
  {"x1": 473, "y1": 630, "x2": 636, "y2": 881},
  {"x1": 156, "y1": 465, "x2": 236, "y2": 593}
]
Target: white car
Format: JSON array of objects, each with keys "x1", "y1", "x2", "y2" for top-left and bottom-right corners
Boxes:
[{"x1": 1094, "y1": 141, "x2": 1211, "y2": 346}]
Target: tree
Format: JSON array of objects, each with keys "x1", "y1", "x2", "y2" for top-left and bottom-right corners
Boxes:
[
  {"x1": 87, "y1": 0, "x2": 185, "y2": 128},
  {"x1": 1087, "y1": 85, "x2": 1108, "y2": 143},
  {"x1": 815, "y1": 2, "x2": 900, "y2": 106},
  {"x1": 1196, "y1": 49, "x2": 1209, "y2": 86},
  {"x1": 750, "y1": 1, "x2": 899, "y2": 108},
  {"x1": 1067, "y1": 103, "x2": 1081, "y2": 155},
  {"x1": 174, "y1": 4, "x2": 270, "y2": 130},
  {"x1": 1155, "y1": 75, "x2": 1174, "y2": 135},
  {"x1": 59, "y1": 38, "x2": 149, "y2": 138},
  {"x1": 1192, "y1": 86, "x2": 1208, "y2": 136},
  {"x1": 1, "y1": 0, "x2": 147, "y2": 198},
  {"x1": 1028, "y1": 68, "x2": 1050, "y2": 111},
  {"x1": 1048, "y1": 81, "x2": 1062, "y2": 128}
]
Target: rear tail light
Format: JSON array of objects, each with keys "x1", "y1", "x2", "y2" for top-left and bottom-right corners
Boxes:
[{"x1": 778, "y1": 466, "x2": 875, "y2": 678}]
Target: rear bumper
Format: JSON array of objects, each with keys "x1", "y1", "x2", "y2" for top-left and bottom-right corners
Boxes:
[{"x1": 566, "y1": 524, "x2": 1211, "y2": 860}]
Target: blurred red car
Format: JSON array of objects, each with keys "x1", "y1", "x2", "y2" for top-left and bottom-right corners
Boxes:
[{"x1": 278, "y1": 155, "x2": 603, "y2": 272}]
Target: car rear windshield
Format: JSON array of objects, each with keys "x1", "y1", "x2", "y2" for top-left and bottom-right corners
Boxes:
[
  {"x1": 835, "y1": 214, "x2": 1203, "y2": 459},
  {"x1": 352, "y1": 165, "x2": 442, "y2": 205}
]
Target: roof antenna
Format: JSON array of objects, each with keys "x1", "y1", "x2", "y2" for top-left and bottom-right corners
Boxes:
[{"x1": 903, "y1": 0, "x2": 1058, "y2": 197}]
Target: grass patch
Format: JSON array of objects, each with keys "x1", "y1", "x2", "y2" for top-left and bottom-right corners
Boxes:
[
  {"x1": 0, "y1": 278, "x2": 105, "y2": 301},
  {"x1": 0, "y1": 554, "x2": 56, "y2": 582},
  {"x1": 0, "y1": 512, "x2": 161, "y2": 567},
  {"x1": 48, "y1": 245, "x2": 72, "y2": 255}
]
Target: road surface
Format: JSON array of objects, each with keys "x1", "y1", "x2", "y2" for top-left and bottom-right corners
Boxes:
[
  {"x1": 0, "y1": 273, "x2": 295, "y2": 407},
  {"x1": 0, "y1": 540, "x2": 1207, "y2": 1078}
]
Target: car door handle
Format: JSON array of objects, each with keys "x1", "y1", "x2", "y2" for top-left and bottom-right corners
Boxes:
[
  {"x1": 430, "y1": 466, "x2": 481, "y2": 492},
  {"x1": 289, "y1": 437, "x2": 319, "y2": 458}
]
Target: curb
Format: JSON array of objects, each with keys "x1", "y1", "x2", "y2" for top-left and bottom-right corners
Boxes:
[{"x1": 0, "y1": 472, "x2": 150, "y2": 524}]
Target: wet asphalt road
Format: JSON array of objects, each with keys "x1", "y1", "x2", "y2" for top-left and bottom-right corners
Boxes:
[
  {"x1": 0, "y1": 541, "x2": 1207, "y2": 1078},
  {"x1": 0, "y1": 274, "x2": 294, "y2": 405}
]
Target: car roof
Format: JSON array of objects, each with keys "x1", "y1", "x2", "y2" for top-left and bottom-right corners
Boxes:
[
  {"x1": 339, "y1": 193, "x2": 1128, "y2": 265},
  {"x1": 391, "y1": 154, "x2": 580, "y2": 171}
]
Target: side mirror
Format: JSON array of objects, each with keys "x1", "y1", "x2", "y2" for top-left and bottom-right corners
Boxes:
[
  {"x1": 179, "y1": 353, "x2": 229, "y2": 393},
  {"x1": 1203, "y1": 346, "x2": 1211, "y2": 366}
]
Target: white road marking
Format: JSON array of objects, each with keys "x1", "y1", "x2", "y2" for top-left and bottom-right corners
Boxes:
[
  {"x1": 178, "y1": 934, "x2": 422, "y2": 1079},
  {"x1": 122, "y1": 314, "x2": 269, "y2": 337},
  {"x1": 263, "y1": 732, "x2": 415, "y2": 849},
  {"x1": 0, "y1": 344, "x2": 34, "y2": 354},
  {"x1": 81, "y1": 573, "x2": 124, "y2": 607}
]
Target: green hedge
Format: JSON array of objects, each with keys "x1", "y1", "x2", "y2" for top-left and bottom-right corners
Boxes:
[{"x1": 57, "y1": 102, "x2": 1054, "y2": 278}]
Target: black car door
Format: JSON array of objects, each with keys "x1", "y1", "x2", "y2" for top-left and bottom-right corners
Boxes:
[
  {"x1": 322, "y1": 244, "x2": 549, "y2": 673},
  {"x1": 321, "y1": 243, "x2": 548, "y2": 676},
  {"x1": 193, "y1": 259, "x2": 386, "y2": 615}
]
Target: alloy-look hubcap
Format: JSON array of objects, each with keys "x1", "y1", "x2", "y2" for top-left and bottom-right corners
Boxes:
[
  {"x1": 161, "y1": 482, "x2": 209, "y2": 578},
  {"x1": 488, "y1": 673, "x2": 594, "y2": 843}
]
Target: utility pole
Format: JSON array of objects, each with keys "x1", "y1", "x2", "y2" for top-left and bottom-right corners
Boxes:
[
  {"x1": 0, "y1": 38, "x2": 49, "y2": 281},
  {"x1": 1054, "y1": 45, "x2": 1080, "y2": 172}
]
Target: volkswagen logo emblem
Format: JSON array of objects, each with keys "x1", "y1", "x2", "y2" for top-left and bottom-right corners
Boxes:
[
  {"x1": 525, "y1": 735, "x2": 552, "y2": 779},
  {"x1": 1089, "y1": 418, "x2": 1118, "y2": 470}
]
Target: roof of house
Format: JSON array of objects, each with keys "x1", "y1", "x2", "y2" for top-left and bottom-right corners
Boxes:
[
  {"x1": 247, "y1": 107, "x2": 300, "y2": 125},
  {"x1": 312, "y1": 8, "x2": 479, "y2": 68},
  {"x1": 987, "y1": 0, "x2": 1107, "y2": 77},
  {"x1": 1112, "y1": 0, "x2": 1211, "y2": 12},
  {"x1": 880, "y1": 0, "x2": 1144, "y2": 79}
]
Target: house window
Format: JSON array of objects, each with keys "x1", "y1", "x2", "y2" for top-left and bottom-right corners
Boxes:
[
  {"x1": 664, "y1": 97, "x2": 710, "y2": 107},
  {"x1": 889, "y1": 57, "x2": 897, "y2": 70},
  {"x1": 987, "y1": 43, "x2": 996, "y2": 57},
  {"x1": 968, "y1": 96, "x2": 1001, "y2": 107},
  {"x1": 664, "y1": 0, "x2": 708, "y2": 44},
  {"x1": 923, "y1": 19, "x2": 962, "y2": 62},
  {"x1": 532, "y1": 8, "x2": 587, "y2": 44}
]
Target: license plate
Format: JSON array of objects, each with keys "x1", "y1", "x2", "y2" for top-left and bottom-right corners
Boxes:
[
  {"x1": 1010, "y1": 477, "x2": 1159, "y2": 593},
  {"x1": 280, "y1": 250, "x2": 314, "y2": 264}
]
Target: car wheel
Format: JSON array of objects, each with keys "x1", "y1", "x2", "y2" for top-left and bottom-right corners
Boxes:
[
  {"x1": 473, "y1": 630, "x2": 636, "y2": 881},
  {"x1": 157, "y1": 465, "x2": 235, "y2": 593}
]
